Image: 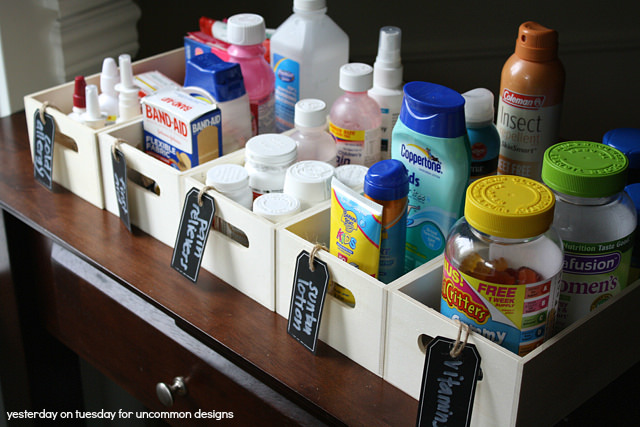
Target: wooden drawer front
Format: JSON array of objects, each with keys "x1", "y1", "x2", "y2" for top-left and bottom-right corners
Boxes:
[{"x1": 48, "y1": 244, "x2": 315, "y2": 426}]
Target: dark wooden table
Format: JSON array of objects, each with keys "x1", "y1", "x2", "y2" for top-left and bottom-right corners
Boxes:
[{"x1": 0, "y1": 110, "x2": 638, "y2": 426}]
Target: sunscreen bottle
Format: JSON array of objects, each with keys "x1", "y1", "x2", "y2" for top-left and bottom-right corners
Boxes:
[
  {"x1": 368, "y1": 26, "x2": 403, "y2": 160},
  {"x1": 391, "y1": 81, "x2": 470, "y2": 271},
  {"x1": 364, "y1": 159, "x2": 409, "y2": 283},
  {"x1": 270, "y1": 0, "x2": 349, "y2": 132},
  {"x1": 462, "y1": 88, "x2": 500, "y2": 181},
  {"x1": 496, "y1": 21, "x2": 565, "y2": 181}
]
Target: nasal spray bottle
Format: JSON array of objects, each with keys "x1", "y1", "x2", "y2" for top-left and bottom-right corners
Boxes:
[
  {"x1": 115, "y1": 54, "x2": 141, "y2": 123},
  {"x1": 68, "y1": 76, "x2": 86, "y2": 122},
  {"x1": 99, "y1": 57, "x2": 119, "y2": 124},
  {"x1": 368, "y1": 26, "x2": 403, "y2": 160},
  {"x1": 83, "y1": 85, "x2": 106, "y2": 129}
]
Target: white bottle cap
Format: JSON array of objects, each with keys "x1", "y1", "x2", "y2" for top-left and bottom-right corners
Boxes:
[
  {"x1": 284, "y1": 161, "x2": 335, "y2": 209},
  {"x1": 245, "y1": 134, "x2": 297, "y2": 166},
  {"x1": 117, "y1": 54, "x2": 135, "y2": 89},
  {"x1": 334, "y1": 164, "x2": 369, "y2": 191},
  {"x1": 339, "y1": 63, "x2": 374, "y2": 93},
  {"x1": 253, "y1": 193, "x2": 301, "y2": 222},
  {"x1": 294, "y1": 99, "x2": 327, "y2": 128},
  {"x1": 206, "y1": 164, "x2": 250, "y2": 193},
  {"x1": 462, "y1": 88, "x2": 495, "y2": 124},
  {"x1": 294, "y1": 0, "x2": 326, "y2": 12},
  {"x1": 83, "y1": 85, "x2": 106, "y2": 129},
  {"x1": 100, "y1": 57, "x2": 119, "y2": 95},
  {"x1": 373, "y1": 26, "x2": 403, "y2": 89},
  {"x1": 227, "y1": 13, "x2": 266, "y2": 46}
]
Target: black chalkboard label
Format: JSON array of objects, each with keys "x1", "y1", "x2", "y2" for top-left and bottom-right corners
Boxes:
[
  {"x1": 33, "y1": 109, "x2": 55, "y2": 189},
  {"x1": 417, "y1": 337, "x2": 481, "y2": 427},
  {"x1": 112, "y1": 148, "x2": 132, "y2": 232},
  {"x1": 171, "y1": 187, "x2": 215, "y2": 283},
  {"x1": 287, "y1": 251, "x2": 330, "y2": 354}
]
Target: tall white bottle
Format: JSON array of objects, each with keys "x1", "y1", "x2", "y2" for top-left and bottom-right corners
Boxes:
[
  {"x1": 270, "y1": 0, "x2": 349, "y2": 133},
  {"x1": 368, "y1": 26, "x2": 403, "y2": 160}
]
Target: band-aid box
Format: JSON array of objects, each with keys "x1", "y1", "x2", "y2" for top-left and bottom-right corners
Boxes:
[{"x1": 142, "y1": 88, "x2": 222, "y2": 171}]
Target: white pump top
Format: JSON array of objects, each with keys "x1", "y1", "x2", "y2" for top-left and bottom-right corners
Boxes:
[
  {"x1": 339, "y1": 63, "x2": 374, "y2": 93},
  {"x1": 227, "y1": 13, "x2": 266, "y2": 46},
  {"x1": 373, "y1": 26, "x2": 403, "y2": 89},
  {"x1": 462, "y1": 88, "x2": 495, "y2": 124}
]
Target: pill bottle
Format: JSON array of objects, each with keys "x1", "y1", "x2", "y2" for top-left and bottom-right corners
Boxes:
[
  {"x1": 289, "y1": 98, "x2": 337, "y2": 165},
  {"x1": 270, "y1": 0, "x2": 349, "y2": 132},
  {"x1": 329, "y1": 63, "x2": 382, "y2": 167},
  {"x1": 602, "y1": 127, "x2": 640, "y2": 185},
  {"x1": 462, "y1": 88, "x2": 500, "y2": 182},
  {"x1": 334, "y1": 164, "x2": 368, "y2": 192},
  {"x1": 364, "y1": 159, "x2": 409, "y2": 283},
  {"x1": 496, "y1": 21, "x2": 565, "y2": 181},
  {"x1": 244, "y1": 133, "x2": 297, "y2": 198},
  {"x1": 253, "y1": 193, "x2": 301, "y2": 222},
  {"x1": 541, "y1": 141, "x2": 636, "y2": 331},
  {"x1": 441, "y1": 175, "x2": 563, "y2": 356},
  {"x1": 227, "y1": 13, "x2": 276, "y2": 135},
  {"x1": 206, "y1": 164, "x2": 253, "y2": 210},
  {"x1": 283, "y1": 160, "x2": 335, "y2": 210}
]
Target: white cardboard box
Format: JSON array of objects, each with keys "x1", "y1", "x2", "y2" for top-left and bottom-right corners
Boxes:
[
  {"x1": 384, "y1": 257, "x2": 640, "y2": 426},
  {"x1": 24, "y1": 48, "x2": 186, "y2": 208}
]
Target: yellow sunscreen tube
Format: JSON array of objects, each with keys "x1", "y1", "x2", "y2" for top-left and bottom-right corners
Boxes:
[{"x1": 329, "y1": 177, "x2": 383, "y2": 305}]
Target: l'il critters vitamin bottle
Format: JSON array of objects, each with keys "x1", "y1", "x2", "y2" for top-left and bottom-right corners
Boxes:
[
  {"x1": 497, "y1": 22, "x2": 565, "y2": 181},
  {"x1": 441, "y1": 175, "x2": 563, "y2": 356}
]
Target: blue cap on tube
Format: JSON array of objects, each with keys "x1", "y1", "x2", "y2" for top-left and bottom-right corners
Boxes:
[
  {"x1": 184, "y1": 52, "x2": 246, "y2": 102},
  {"x1": 399, "y1": 81, "x2": 466, "y2": 139},
  {"x1": 364, "y1": 159, "x2": 409, "y2": 201}
]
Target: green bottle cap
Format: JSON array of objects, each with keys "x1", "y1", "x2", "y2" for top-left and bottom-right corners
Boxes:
[{"x1": 542, "y1": 141, "x2": 628, "y2": 197}]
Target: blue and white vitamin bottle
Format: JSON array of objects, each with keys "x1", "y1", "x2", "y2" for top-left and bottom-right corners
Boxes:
[{"x1": 391, "y1": 81, "x2": 471, "y2": 271}]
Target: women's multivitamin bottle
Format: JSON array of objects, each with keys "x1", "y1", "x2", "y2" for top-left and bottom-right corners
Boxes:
[
  {"x1": 227, "y1": 13, "x2": 276, "y2": 136},
  {"x1": 329, "y1": 63, "x2": 382, "y2": 167},
  {"x1": 541, "y1": 141, "x2": 637, "y2": 331},
  {"x1": 496, "y1": 21, "x2": 565, "y2": 181},
  {"x1": 441, "y1": 175, "x2": 563, "y2": 356},
  {"x1": 368, "y1": 26, "x2": 403, "y2": 161},
  {"x1": 289, "y1": 98, "x2": 337, "y2": 165},
  {"x1": 364, "y1": 159, "x2": 409, "y2": 283},
  {"x1": 462, "y1": 88, "x2": 500, "y2": 182},
  {"x1": 391, "y1": 81, "x2": 471, "y2": 270},
  {"x1": 270, "y1": 0, "x2": 349, "y2": 132}
]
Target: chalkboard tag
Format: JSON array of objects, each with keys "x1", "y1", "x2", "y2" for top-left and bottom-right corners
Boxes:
[
  {"x1": 287, "y1": 249, "x2": 330, "y2": 354},
  {"x1": 32, "y1": 109, "x2": 55, "y2": 190},
  {"x1": 171, "y1": 187, "x2": 215, "y2": 283},
  {"x1": 416, "y1": 336, "x2": 481, "y2": 427},
  {"x1": 111, "y1": 146, "x2": 132, "y2": 232}
]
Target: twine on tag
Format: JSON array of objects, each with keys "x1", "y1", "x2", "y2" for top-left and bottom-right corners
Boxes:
[
  {"x1": 112, "y1": 138, "x2": 128, "y2": 161},
  {"x1": 308, "y1": 244, "x2": 329, "y2": 272},
  {"x1": 39, "y1": 101, "x2": 60, "y2": 124},
  {"x1": 450, "y1": 321, "x2": 470, "y2": 358},
  {"x1": 198, "y1": 185, "x2": 216, "y2": 207}
]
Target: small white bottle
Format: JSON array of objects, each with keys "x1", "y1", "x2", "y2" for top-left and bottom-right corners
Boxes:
[
  {"x1": 289, "y1": 99, "x2": 336, "y2": 165},
  {"x1": 68, "y1": 76, "x2": 86, "y2": 123},
  {"x1": 329, "y1": 63, "x2": 382, "y2": 167},
  {"x1": 270, "y1": 0, "x2": 349, "y2": 132},
  {"x1": 244, "y1": 133, "x2": 298, "y2": 198},
  {"x1": 82, "y1": 84, "x2": 107, "y2": 129},
  {"x1": 253, "y1": 193, "x2": 301, "y2": 223},
  {"x1": 283, "y1": 160, "x2": 335, "y2": 210},
  {"x1": 115, "y1": 54, "x2": 141, "y2": 123},
  {"x1": 98, "y1": 57, "x2": 119, "y2": 124},
  {"x1": 206, "y1": 164, "x2": 253, "y2": 209},
  {"x1": 368, "y1": 26, "x2": 403, "y2": 160},
  {"x1": 334, "y1": 164, "x2": 369, "y2": 192}
]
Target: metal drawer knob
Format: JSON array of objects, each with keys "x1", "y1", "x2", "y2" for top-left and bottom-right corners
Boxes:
[{"x1": 156, "y1": 376, "x2": 187, "y2": 407}]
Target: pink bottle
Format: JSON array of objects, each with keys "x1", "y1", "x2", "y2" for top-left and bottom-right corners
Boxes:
[
  {"x1": 227, "y1": 13, "x2": 276, "y2": 135},
  {"x1": 329, "y1": 63, "x2": 382, "y2": 167}
]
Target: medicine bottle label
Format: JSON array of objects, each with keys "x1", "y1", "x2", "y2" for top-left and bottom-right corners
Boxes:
[
  {"x1": 251, "y1": 92, "x2": 276, "y2": 135},
  {"x1": 556, "y1": 235, "x2": 634, "y2": 330},
  {"x1": 441, "y1": 255, "x2": 560, "y2": 356},
  {"x1": 496, "y1": 89, "x2": 561, "y2": 179},
  {"x1": 330, "y1": 122, "x2": 381, "y2": 167},
  {"x1": 273, "y1": 54, "x2": 300, "y2": 133}
]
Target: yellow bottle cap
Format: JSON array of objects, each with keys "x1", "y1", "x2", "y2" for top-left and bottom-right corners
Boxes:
[{"x1": 465, "y1": 175, "x2": 555, "y2": 239}]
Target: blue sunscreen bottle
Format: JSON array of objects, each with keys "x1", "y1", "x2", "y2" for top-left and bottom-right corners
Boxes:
[
  {"x1": 391, "y1": 81, "x2": 471, "y2": 271},
  {"x1": 364, "y1": 159, "x2": 409, "y2": 283}
]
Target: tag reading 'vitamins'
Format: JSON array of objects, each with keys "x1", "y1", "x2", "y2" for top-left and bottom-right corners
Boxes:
[
  {"x1": 417, "y1": 337, "x2": 481, "y2": 427},
  {"x1": 33, "y1": 109, "x2": 55, "y2": 189},
  {"x1": 287, "y1": 251, "x2": 330, "y2": 354},
  {"x1": 171, "y1": 188, "x2": 215, "y2": 283},
  {"x1": 111, "y1": 148, "x2": 131, "y2": 232}
]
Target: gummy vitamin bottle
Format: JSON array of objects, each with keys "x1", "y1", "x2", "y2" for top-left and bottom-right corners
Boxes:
[{"x1": 441, "y1": 175, "x2": 563, "y2": 356}]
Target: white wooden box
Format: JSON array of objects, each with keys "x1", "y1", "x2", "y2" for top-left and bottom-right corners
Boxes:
[
  {"x1": 98, "y1": 118, "x2": 215, "y2": 247},
  {"x1": 275, "y1": 206, "x2": 438, "y2": 377},
  {"x1": 384, "y1": 257, "x2": 640, "y2": 426},
  {"x1": 24, "y1": 48, "x2": 186, "y2": 208},
  {"x1": 184, "y1": 152, "x2": 322, "y2": 311}
]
